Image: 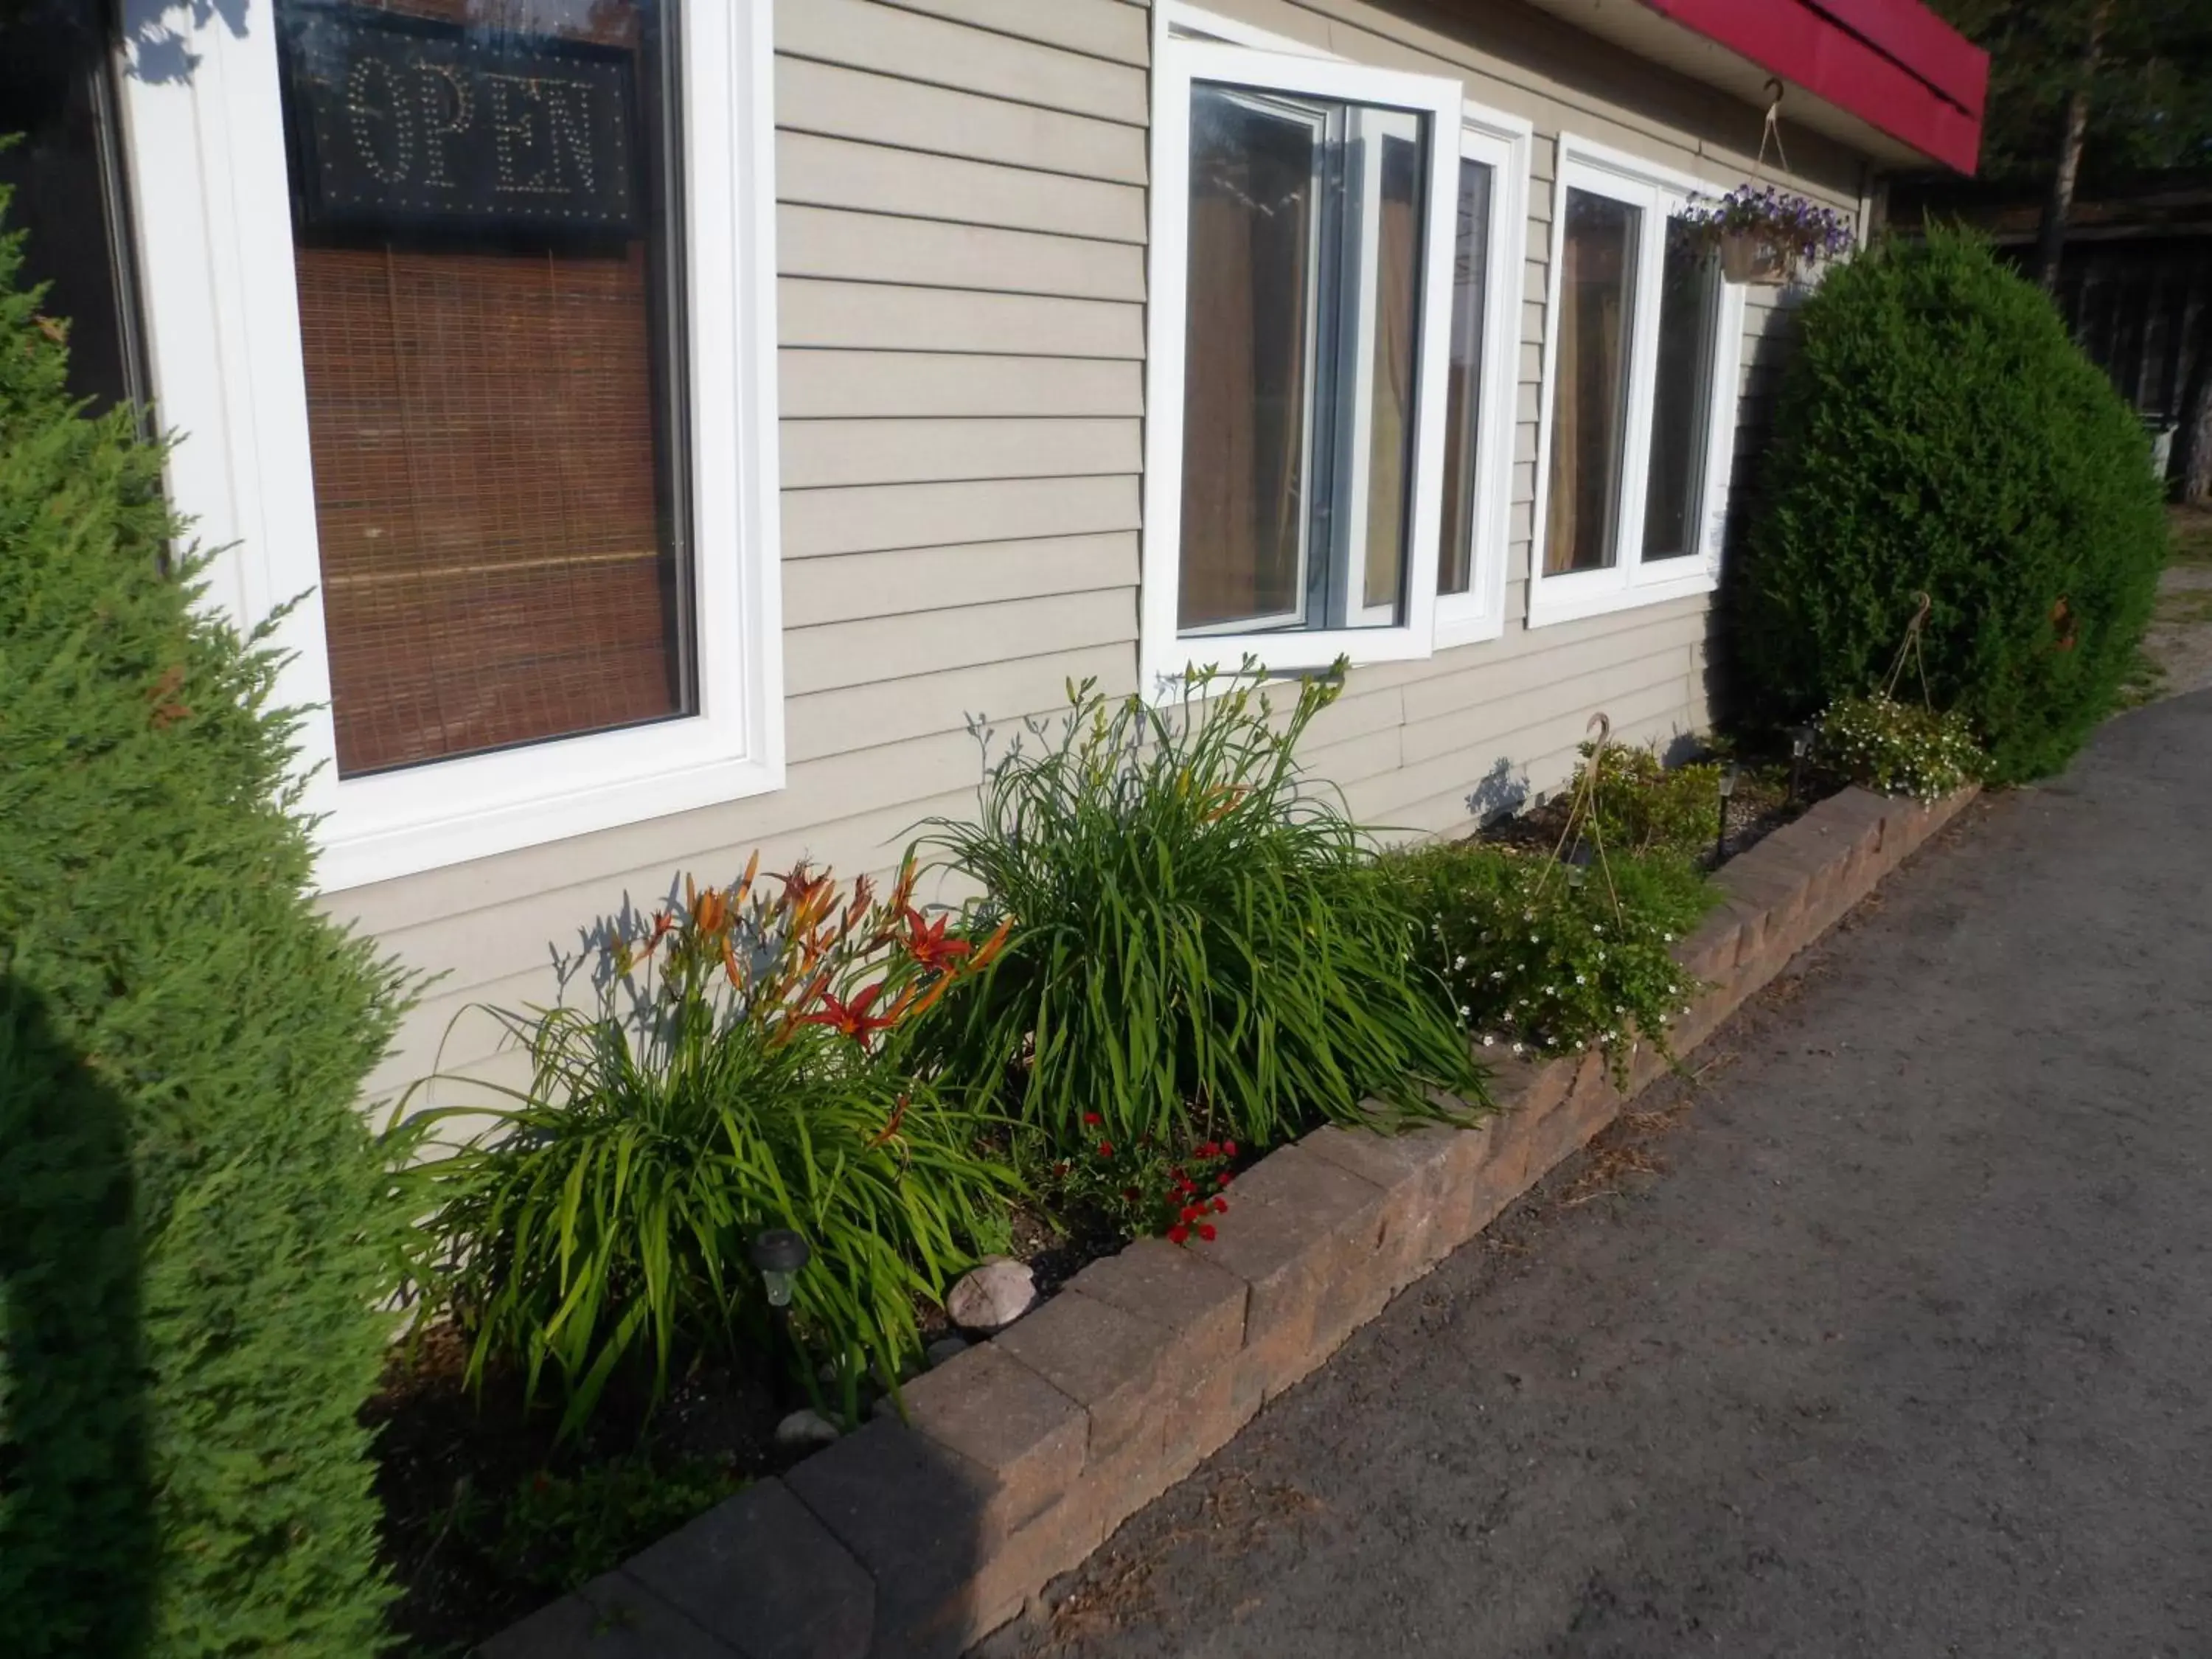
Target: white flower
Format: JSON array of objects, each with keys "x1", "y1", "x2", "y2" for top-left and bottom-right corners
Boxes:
[
  {"x1": 1481, "y1": 1033, "x2": 1495, "y2": 1046},
  {"x1": 1662, "y1": 932, "x2": 1674, "y2": 943},
  {"x1": 1490, "y1": 970, "x2": 1506, "y2": 981},
  {"x1": 1574, "y1": 974, "x2": 1586, "y2": 986},
  {"x1": 1511, "y1": 1042, "x2": 1525, "y2": 1055},
  {"x1": 1453, "y1": 955, "x2": 1467, "y2": 970},
  {"x1": 1593, "y1": 924, "x2": 1604, "y2": 936}
]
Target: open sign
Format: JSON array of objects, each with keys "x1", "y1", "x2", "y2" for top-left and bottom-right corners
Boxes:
[{"x1": 279, "y1": 4, "x2": 639, "y2": 234}]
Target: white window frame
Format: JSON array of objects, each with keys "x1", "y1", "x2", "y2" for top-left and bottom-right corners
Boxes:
[
  {"x1": 1432, "y1": 107, "x2": 1532, "y2": 650},
  {"x1": 1141, "y1": 26, "x2": 1463, "y2": 695},
  {"x1": 1527, "y1": 135, "x2": 1747, "y2": 630},
  {"x1": 114, "y1": 0, "x2": 783, "y2": 892}
]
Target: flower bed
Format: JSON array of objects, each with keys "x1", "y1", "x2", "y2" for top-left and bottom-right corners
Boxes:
[
  {"x1": 374, "y1": 691, "x2": 1930, "y2": 1652},
  {"x1": 474, "y1": 782, "x2": 1980, "y2": 1659}
]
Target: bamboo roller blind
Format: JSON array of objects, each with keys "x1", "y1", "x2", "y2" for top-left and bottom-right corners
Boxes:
[{"x1": 285, "y1": 0, "x2": 686, "y2": 779}]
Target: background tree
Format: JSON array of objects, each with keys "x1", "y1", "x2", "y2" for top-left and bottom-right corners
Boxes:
[{"x1": 1931, "y1": 0, "x2": 2212, "y2": 282}]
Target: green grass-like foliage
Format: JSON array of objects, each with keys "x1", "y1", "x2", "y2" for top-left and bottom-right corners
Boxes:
[
  {"x1": 1818, "y1": 694, "x2": 1985, "y2": 801},
  {"x1": 919, "y1": 666, "x2": 1489, "y2": 1155},
  {"x1": 466, "y1": 1455, "x2": 747, "y2": 1599},
  {"x1": 404, "y1": 864, "x2": 1016, "y2": 1436},
  {"x1": 1568, "y1": 739, "x2": 1724, "y2": 859},
  {"x1": 1381, "y1": 844, "x2": 1718, "y2": 1086},
  {"x1": 1736, "y1": 229, "x2": 2166, "y2": 782},
  {"x1": 0, "y1": 199, "x2": 412, "y2": 1655}
]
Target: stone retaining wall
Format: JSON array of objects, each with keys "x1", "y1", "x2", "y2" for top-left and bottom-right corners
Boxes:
[{"x1": 485, "y1": 785, "x2": 1978, "y2": 1659}]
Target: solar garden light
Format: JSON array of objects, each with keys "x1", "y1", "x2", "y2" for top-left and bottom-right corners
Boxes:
[
  {"x1": 1715, "y1": 762, "x2": 1741, "y2": 866},
  {"x1": 751, "y1": 1227, "x2": 810, "y2": 1408},
  {"x1": 751, "y1": 1228, "x2": 810, "y2": 1307},
  {"x1": 1787, "y1": 726, "x2": 1815, "y2": 804},
  {"x1": 1562, "y1": 840, "x2": 1593, "y2": 889}
]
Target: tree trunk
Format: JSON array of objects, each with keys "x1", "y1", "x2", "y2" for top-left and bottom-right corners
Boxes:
[
  {"x1": 2183, "y1": 350, "x2": 2212, "y2": 504},
  {"x1": 2035, "y1": 0, "x2": 2112, "y2": 292}
]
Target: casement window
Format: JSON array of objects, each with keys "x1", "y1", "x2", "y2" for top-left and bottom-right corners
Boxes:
[
  {"x1": 1528, "y1": 137, "x2": 1747, "y2": 628},
  {"x1": 1144, "y1": 15, "x2": 1520, "y2": 692},
  {"x1": 116, "y1": 0, "x2": 781, "y2": 890}
]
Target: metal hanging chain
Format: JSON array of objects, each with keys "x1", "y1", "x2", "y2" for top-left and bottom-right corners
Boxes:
[{"x1": 1881, "y1": 591, "x2": 1935, "y2": 709}]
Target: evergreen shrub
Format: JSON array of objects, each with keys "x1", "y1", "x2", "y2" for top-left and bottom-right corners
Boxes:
[
  {"x1": 0, "y1": 197, "x2": 412, "y2": 1657},
  {"x1": 1735, "y1": 229, "x2": 2166, "y2": 782}
]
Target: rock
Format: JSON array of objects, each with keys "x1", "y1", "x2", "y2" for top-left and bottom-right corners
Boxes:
[
  {"x1": 773, "y1": 1408, "x2": 842, "y2": 1450},
  {"x1": 925, "y1": 1335, "x2": 971, "y2": 1368},
  {"x1": 946, "y1": 1258, "x2": 1036, "y2": 1334}
]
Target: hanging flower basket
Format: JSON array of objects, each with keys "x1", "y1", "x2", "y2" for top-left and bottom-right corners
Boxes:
[
  {"x1": 1682, "y1": 184, "x2": 1855, "y2": 287},
  {"x1": 1719, "y1": 226, "x2": 1795, "y2": 286}
]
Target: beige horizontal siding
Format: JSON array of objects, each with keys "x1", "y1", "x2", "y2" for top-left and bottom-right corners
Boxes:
[
  {"x1": 874, "y1": 0, "x2": 1152, "y2": 65},
  {"x1": 783, "y1": 474, "x2": 1141, "y2": 558},
  {"x1": 787, "y1": 589, "x2": 1134, "y2": 695},
  {"x1": 787, "y1": 641, "x2": 1131, "y2": 762},
  {"x1": 778, "y1": 205, "x2": 1144, "y2": 299},
  {"x1": 779, "y1": 279, "x2": 1143, "y2": 356},
  {"x1": 776, "y1": 59, "x2": 1147, "y2": 184},
  {"x1": 782, "y1": 417, "x2": 1142, "y2": 488},
  {"x1": 779, "y1": 0, "x2": 1147, "y2": 124},
  {"x1": 782, "y1": 532, "x2": 1136, "y2": 625},
  {"x1": 347, "y1": 0, "x2": 1875, "y2": 1110},
  {"x1": 779, "y1": 350, "x2": 1144, "y2": 418},
  {"x1": 779, "y1": 133, "x2": 1147, "y2": 242}
]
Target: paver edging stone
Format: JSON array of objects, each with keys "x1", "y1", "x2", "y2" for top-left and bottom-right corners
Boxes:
[{"x1": 478, "y1": 784, "x2": 1978, "y2": 1659}]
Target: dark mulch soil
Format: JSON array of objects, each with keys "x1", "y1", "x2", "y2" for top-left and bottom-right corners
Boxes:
[
  {"x1": 1478, "y1": 755, "x2": 1826, "y2": 869},
  {"x1": 369, "y1": 1326, "x2": 789, "y2": 1656}
]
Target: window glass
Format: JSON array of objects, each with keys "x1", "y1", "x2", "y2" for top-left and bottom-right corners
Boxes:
[
  {"x1": 1179, "y1": 87, "x2": 1318, "y2": 633},
  {"x1": 1543, "y1": 187, "x2": 1638, "y2": 576},
  {"x1": 275, "y1": 0, "x2": 689, "y2": 778},
  {"x1": 1358, "y1": 126, "x2": 1422, "y2": 619},
  {"x1": 1643, "y1": 215, "x2": 1720, "y2": 560},
  {"x1": 1178, "y1": 83, "x2": 1430, "y2": 636},
  {"x1": 1436, "y1": 156, "x2": 1492, "y2": 596}
]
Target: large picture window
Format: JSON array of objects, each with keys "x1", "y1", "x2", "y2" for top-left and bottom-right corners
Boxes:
[
  {"x1": 117, "y1": 0, "x2": 782, "y2": 888},
  {"x1": 1142, "y1": 35, "x2": 1465, "y2": 690},
  {"x1": 1529, "y1": 138, "x2": 1747, "y2": 628},
  {"x1": 277, "y1": 0, "x2": 691, "y2": 777}
]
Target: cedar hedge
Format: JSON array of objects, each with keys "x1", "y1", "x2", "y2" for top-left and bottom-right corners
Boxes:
[
  {"x1": 1733, "y1": 229, "x2": 2166, "y2": 782},
  {"x1": 0, "y1": 195, "x2": 412, "y2": 1655}
]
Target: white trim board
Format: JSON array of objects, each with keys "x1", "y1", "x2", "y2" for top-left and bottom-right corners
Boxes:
[{"x1": 114, "y1": 0, "x2": 785, "y2": 891}]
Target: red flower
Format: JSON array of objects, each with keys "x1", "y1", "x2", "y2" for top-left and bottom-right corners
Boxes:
[
  {"x1": 1197, "y1": 1223, "x2": 1217, "y2": 1242},
  {"x1": 1179, "y1": 1206, "x2": 1200, "y2": 1224},
  {"x1": 793, "y1": 981, "x2": 900, "y2": 1044},
  {"x1": 1168, "y1": 1224, "x2": 1190, "y2": 1245},
  {"x1": 1097, "y1": 1141, "x2": 1113, "y2": 1158},
  {"x1": 1213, "y1": 1197, "x2": 1228, "y2": 1214},
  {"x1": 1121, "y1": 1186, "x2": 1141, "y2": 1202},
  {"x1": 1217, "y1": 1172, "x2": 1234, "y2": 1189},
  {"x1": 1222, "y1": 1141, "x2": 1237, "y2": 1156},
  {"x1": 1082, "y1": 1113, "x2": 1102, "y2": 1126},
  {"x1": 900, "y1": 908, "x2": 975, "y2": 974}
]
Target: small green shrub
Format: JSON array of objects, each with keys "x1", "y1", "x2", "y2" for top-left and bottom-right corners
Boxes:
[
  {"x1": 1381, "y1": 845, "x2": 1718, "y2": 1084},
  {"x1": 403, "y1": 862, "x2": 1017, "y2": 1435},
  {"x1": 1736, "y1": 229, "x2": 2166, "y2": 782},
  {"x1": 1569, "y1": 739, "x2": 1723, "y2": 859},
  {"x1": 918, "y1": 666, "x2": 1489, "y2": 1157},
  {"x1": 466, "y1": 1455, "x2": 746, "y2": 1597},
  {"x1": 0, "y1": 198, "x2": 412, "y2": 1655},
  {"x1": 1818, "y1": 694, "x2": 1985, "y2": 801}
]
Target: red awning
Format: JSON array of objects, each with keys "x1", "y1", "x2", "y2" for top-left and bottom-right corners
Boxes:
[{"x1": 1641, "y1": 0, "x2": 1988, "y2": 173}]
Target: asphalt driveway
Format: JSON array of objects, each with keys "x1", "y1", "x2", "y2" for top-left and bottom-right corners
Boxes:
[{"x1": 977, "y1": 689, "x2": 2212, "y2": 1659}]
